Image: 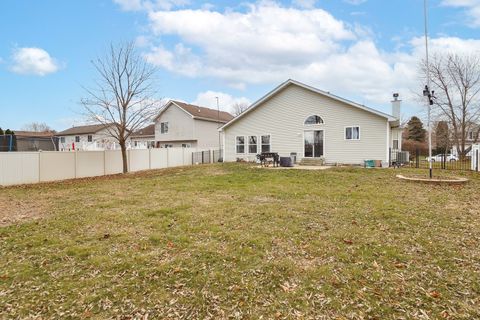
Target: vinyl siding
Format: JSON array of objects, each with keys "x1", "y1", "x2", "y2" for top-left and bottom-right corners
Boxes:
[
  {"x1": 155, "y1": 105, "x2": 196, "y2": 142},
  {"x1": 58, "y1": 128, "x2": 119, "y2": 151},
  {"x1": 223, "y1": 84, "x2": 390, "y2": 164},
  {"x1": 193, "y1": 119, "x2": 223, "y2": 149},
  {"x1": 390, "y1": 127, "x2": 403, "y2": 150}
]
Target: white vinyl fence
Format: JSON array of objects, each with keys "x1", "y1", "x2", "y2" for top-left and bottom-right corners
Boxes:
[
  {"x1": 472, "y1": 144, "x2": 480, "y2": 172},
  {"x1": 0, "y1": 148, "x2": 205, "y2": 186}
]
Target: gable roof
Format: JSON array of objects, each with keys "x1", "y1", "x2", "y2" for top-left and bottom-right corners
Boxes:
[
  {"x1": 155, "y1": 100, "x2": 234, "y2": 123},
  {"x1": 220, "y1": 79, "x2": 397, "y2": 130},
  {"x1": 56, "y1": 123, "x2": 114, "y2": 136},
  {"x1": 130, "y1": 124, "x2": 155, "y2": 138}
]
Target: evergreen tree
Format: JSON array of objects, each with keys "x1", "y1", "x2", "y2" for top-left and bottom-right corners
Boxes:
[
  {"x1": 435, "y1": 121, "x2": 449, "y2": 153},
  {"x1": 407, "y1": 116, "x2": 426, "y2": 142},
  {"x1": 4, "y1": 129, "x2": 13, "y2": 135},
  {"x1": 0, "y1": 127, "x2": 3, "y2": 135}
]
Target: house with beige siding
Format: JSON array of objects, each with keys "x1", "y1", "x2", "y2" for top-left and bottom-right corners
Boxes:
[
  {"x1": 220, "y1": 79, "x2": 402, "y2": 166},
  {"x1": 154, "y1": 100, "x2": 234, "y2": 149}
]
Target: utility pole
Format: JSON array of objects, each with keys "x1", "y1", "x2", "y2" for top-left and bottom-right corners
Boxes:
[{"x1": 424, "y1": 0, "x2": 433, "y2": 178}]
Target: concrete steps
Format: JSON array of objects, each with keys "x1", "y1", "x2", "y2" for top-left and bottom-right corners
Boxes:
[{"x1": 299, "y1": 158, "x2": 325, "y2": 166}]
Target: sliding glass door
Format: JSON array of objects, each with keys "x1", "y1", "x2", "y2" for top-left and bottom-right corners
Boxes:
[{"x1": 304, "y1": 130, "x2": 324, "y2": 158}]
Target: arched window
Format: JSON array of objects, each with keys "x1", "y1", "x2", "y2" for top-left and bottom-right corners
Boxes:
[{"x1": 304, "y1": 115, "x2": 324, "y2": 125}]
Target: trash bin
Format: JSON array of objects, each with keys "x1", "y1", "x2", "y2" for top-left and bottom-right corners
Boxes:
[
  {"x1": 364, "y1": 160, "x2": 375, "y2": 168},
  {"x1": 280, "y1": 157, "x2": 294, "y2": 167},
  {"x1": 290, "y1": 152, "x2": 297, "y2": 164}
]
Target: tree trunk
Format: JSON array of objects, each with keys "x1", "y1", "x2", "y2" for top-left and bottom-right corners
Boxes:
[{"x1": 120, "y1": 140, "x2": 128, "y2": 173}]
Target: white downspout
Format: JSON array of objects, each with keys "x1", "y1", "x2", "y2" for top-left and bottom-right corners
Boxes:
[{"x1": 386, "y1": 120, "x2": 390, "y2": 165}]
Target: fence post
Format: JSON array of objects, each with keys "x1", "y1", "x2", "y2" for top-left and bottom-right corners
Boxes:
[
  {"x1": 149, "y1": 148, "x2": 152, "y2": 170},
  {"x1": 202, "y1": 151, "x2": 204, "y2": 164},
  {"x1": 192, "y1": 152, "x2": 194, "y2": 165},
  {"x1": 388, "y1": 147, "x2": 391, "y2": 167},
  {"x1": 103, "y1": 150, "x2": 106, "y2": 175},
  {"x1": 475, "y1": 149, "x2": 480, "y2": 172},
  {"x1": 166, "y1": 148, "x2": 169, "y2": 168},
  {"x1": 416, "y1": 148, "x2": 419, "y2": 168}
]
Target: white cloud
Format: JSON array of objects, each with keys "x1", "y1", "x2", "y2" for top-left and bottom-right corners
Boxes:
[
  {"x1": 441, "y1": 0, "x2": 480, "y2": 27},
  {"x1": 10, "y1": 47, "x2": 60, "y2": 76},
  {"x1": 145, "y1": 2, "x2": 354, "y2": 86},
  {"x1": 132, "y1": 1, "x2": 480, "y2": 113},
  {"x1": 292, "y1": 0, "x2": 317, "y2": 9},
  {"x1": 114, "y1": 0, "x2": 189, "y2": 11},
  {"x1": 193, "y1": 91, "x2": 251, "y2": 112}
]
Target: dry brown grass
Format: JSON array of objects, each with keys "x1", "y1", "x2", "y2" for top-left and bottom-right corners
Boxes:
[{"x1": 1, "y1": 164, "x2": 479, "y2": 319}]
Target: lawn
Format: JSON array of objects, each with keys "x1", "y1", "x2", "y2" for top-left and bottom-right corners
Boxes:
[{"x1": 1, "y1": 164, "x2": 479, "y2": 319}]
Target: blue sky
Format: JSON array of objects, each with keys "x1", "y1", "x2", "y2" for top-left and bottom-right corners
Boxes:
[{"x1": 1, "y1": 0, "x2": 480, "y2": 130}]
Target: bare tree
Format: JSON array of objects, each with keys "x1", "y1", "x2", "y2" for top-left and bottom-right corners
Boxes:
[
  {"x1": 423, "y1": 53, "x2": 480, "y2": 157},
  {"x1": 230, "y1": 102, "x2": 249, "y2": 116},
  {"x1": 22, "y1": 122, "x2": 53, "y2": 132},
  {"x1": 81, "y1": 42, "x2": 161, "y2": 173}
]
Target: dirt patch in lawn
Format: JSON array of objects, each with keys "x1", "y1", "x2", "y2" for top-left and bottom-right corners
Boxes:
[{"x1": 0, "y1": 196, "x2": 49, "y2": 227}]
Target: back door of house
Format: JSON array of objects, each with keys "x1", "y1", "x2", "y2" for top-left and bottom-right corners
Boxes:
[{"x1": 304, "y1": 130, "x2": 324, "y2": 158}]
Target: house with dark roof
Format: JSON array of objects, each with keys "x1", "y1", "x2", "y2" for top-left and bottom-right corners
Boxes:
[
  {"x1": 153, "y1": 100, "x2": 234, "y2": 149},
  {"x1": 56, "y1": 123, "x2": 121, "y2": 151},
  {"x1": 130, "y1": 124, "x2": 155, "y2": 149}
]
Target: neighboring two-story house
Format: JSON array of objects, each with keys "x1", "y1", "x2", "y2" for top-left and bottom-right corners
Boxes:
[
  {"x1": 154, "y1": 100, "x2": 234, "y2": 149},
  {"x1": 56, "y1": 124, "x2": 122, "y2": 151}
]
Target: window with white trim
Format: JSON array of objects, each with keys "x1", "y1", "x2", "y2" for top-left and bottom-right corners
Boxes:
[
  {"x1": 160, "y1": 122, "x2": 169, "y2": 134},
  {"x1": 345, "y1": 127, "x2": 360, "y2": 140},
  {"x1": 60, "y1": 137, "x2": 65, "y2": 143},
  {"x1": 305, "y1": 115, "x2": 324, "y2": 125},
  {"x1": 75, "y1": 136, "x2": 80, "y2": 143},
  {"x1": 182, "y1": 143, "x2": 191, "y2": 148},
  {"x1": 248, "y1": 136, "x2": 257, "y2": 154},
  {"x1": 163, "y1": 144, "x2": 173, "y2": 148},
  {"x1": 261, "y1": 135, "x2": 271, "y2": 152},
  {"x1": 393, "y1": 139, "x2": 399, "y2": 150},
  {"x1": 236, "y1": 136, "x2": 245, "y2": 154},
  {"x1": 87, "y1": 135, "x2": 93, "y2": 142}
]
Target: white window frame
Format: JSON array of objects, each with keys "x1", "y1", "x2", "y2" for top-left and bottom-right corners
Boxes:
[
  {"x1": 60, "y1": 137, "x2": 65, "y2": 143},
  {"x1": 160, "y1": 122, "x2": 169, "y2": 134},
  {"x1": 235, "y1": 136, "x2": 246, "y2": 154},
  {"x1": 345, "y1": 126, "x2": 360, "y2": 141},
  {"x1": 393, "y1": 139, "x2": 399, "y2": 150},
  {"x1": 75, "y1": 136, "x2": 80, "y2": 143},
  {"x1": 248, "y1": 135, "x2": 258, "y2": 154},
  {"x1": 163, "y1": 144, "x2": 173, "y2": 148},
  {"x1": 261, "y1": 134, "x2": 271, "y2": 153},
  {"x1": 87, "y1": 135, "x2": 93, "y2": 142},
  {"x1": 304, "y1": 115, "x2": 325, "y2": 126},
  {"x1": 181, "y1": 143, "x2": 191, "y2": 148}
]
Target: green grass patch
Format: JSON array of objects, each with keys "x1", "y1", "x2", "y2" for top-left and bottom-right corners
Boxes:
[{"x1": 0, "y1": 164, "x2": 479, "y2": 319}]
